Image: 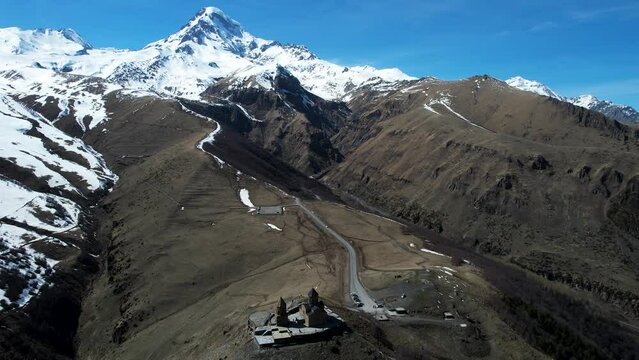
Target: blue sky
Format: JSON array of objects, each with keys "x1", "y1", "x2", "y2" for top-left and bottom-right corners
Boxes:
[{"x1": 1, "y1": 0, "x2": 637, "y2": 107}]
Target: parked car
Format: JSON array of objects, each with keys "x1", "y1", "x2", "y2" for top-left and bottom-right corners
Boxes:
[
  {"x1": 394, "y1": 307, "x2": 408, "y2": 315},
  {"x1": 443, "y1": 311, "x2": 455, "y2": 320},
  {"x1": 351, "y1": 293, "x2": 361, "y2": 305}
]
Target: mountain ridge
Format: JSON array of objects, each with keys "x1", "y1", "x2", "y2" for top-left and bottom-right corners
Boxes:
[
  {"x1": 0, "y1": 27, "x2": 91, "y2": 55},
  {"x1": 0, "y1": 6, "x2": 413, "y2": 103},
  {"x1": 506, "y1": 76, "x2": 639, "y2": 125}
]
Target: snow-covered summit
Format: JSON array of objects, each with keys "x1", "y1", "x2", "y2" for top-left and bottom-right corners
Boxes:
[
  {"x1": 125, "y1": 6, "x2": 413, "y2": 99},
  {"x1": 571, "y1": 94, "x2": 599, "y2": 108},
  {"x1": 0, "y1": 27, "x2": 91, "y2": 55},
  {"x1": 505, "y1": 76, "x2": 562, "y2": 100},
  {"x1": 571, "y1": 95, "x2": 639, "y2": 125},
  {"x1": 0, "y1": 7, "x2": 413, "y2": 101},
  {"x1": 506, "y1": 76, "x2": 639, "y2": 125},
  {"x1": 148, "y1": 6, "x2": 258, "y2": 56}
]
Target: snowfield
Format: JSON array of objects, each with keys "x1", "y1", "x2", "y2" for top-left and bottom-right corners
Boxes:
[
  {"x1": 0, "y1": 93, "x2": 116, "y2": 311},
  {"x1": 0, "y1": 178, "x2": 80, "y2": 233},
  {"x1": 0, "y1": 94, "x2": 117, "y2": 192},
  {"x1": 0, "y1": 66, "x2": 122, "y2": 131}
]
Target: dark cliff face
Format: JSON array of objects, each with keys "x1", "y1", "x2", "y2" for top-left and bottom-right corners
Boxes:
[
  {"x1": 607, "y1": 175, "x2": 639, "y2": 239},
  {"x1": 201, "y1": 69, "x2": 348, "y2": 174},
  {"x1": 593, "y1": 103, "x2": 639, "y2": 125}
]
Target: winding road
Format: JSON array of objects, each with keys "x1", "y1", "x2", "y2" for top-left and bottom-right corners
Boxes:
[
  {"x1": 295, "y1": 198, "x2": 462, "y2": 326},
  {"x1": 295, "y1": 198, "x2": 378, "y2": 313}
]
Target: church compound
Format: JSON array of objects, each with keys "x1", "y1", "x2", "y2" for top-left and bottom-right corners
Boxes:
[{"x1": 248, "y1": 288, "x2": 344, "y2": 346}]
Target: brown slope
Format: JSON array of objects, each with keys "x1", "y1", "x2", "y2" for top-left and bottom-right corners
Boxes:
[
  {"x1": 75, "y1": 92, "x2": 355, "y2": 359},
  {"x1": 78, "y1": 92, "x2": 555, "y2": 359},
  {"x1": 325, "y1": 76, "x2": 639, "y2": 322},
  {"x1": 191, "y1": 74, "x2": 639, "y2": 357}
]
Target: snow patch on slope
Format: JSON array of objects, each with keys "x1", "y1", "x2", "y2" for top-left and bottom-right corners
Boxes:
[
  {"x1": 420, "y1": 248, "x2": 450, "y2": 258},
  {"x1": 0, "y1": 223, "x2": 59, "y2": 309},
  {"x1": 239, "y1": 188, "x2": 256, "y2": 210},
  {"x1": 2, "y1": 185, "x2": 80, "y2": 233},
  {"x1": 425, "y1": 94, "x2": 490, "y2": 131},
  {"x1": 265, "y1": 223, "x2": 283, "y2": 232},
  {"x1": 423, "y1": 103, "x2": 441, "y2": 115}
]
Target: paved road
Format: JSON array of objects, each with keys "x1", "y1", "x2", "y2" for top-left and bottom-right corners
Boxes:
[
  {"x1": 294, "y1": 198, "x2": 467, "y2": 328},
  {"x1": 295, "y1": 198, "x2": 378, "y2": 313}
]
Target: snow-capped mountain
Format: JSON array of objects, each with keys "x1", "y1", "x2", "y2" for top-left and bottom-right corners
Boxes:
[
  {"x1": 0, "y1": 7, "x2": 413, "y2": 310},
  {"x1": 110, "y1": 7, "x2": 414, "y2": 99},
  {"x1": 0, "y1": 27, "x2": 91, "y2": 55},
  {"x1": 506, "y1": 76, "x2": 562, "y2": 100},
  {"x1": 0, "y1": 7, "x2": 413, "y2": 109},
  {"x1": 0, "y1": 27, "x2": 123, "y2": 132},
  {"x1": 506, "y1": 76, "x2": 639, "y2": 125},
  {"x1": 571, "y1": 94, "x2": 639, "y2": 125}
]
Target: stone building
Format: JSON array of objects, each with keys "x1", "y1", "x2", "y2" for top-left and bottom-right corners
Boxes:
[
  {"x1": 300, "y1": 288, "x2": 327, "y2": 327},
  {"x1": 275, "y1": 297, "x2": 289, "y2": 326},
  {"x1": 250, "y1": 288, "x2": 344, "y2": 346}
]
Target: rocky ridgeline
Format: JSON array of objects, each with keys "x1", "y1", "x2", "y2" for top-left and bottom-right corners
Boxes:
[{"x1": 512, "y1": 255, "x2": 639, "y2": 319}]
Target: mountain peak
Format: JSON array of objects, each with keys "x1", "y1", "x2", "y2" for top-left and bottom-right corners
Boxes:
[
  {"x1": 56, "y1": 28, "x2": 92, "y2": 49},
  {"x1": 198, "y1": 6, "x2": 230, "y2": 18},
  {"x1": 0, "y1": 27, "x2": 91, "y2": 55},
  {"x1": 569, "y1": 94, "x2": 639, "y2": 124},
  {"x1": 155, "y1": 6, "x2": 252, "y2": 55},
  {"x1": 188, "y1": 6, "x2": 244, "y2": 35},
  {"x1": 571, "y1": 94, "x2": 600, "y2": 108},
  {"x1": 506, "y1": 76, "x2": 639, "y2": 125},
  {"x1": 505, "y1": 76, "x2": 562, "y2": 99}
]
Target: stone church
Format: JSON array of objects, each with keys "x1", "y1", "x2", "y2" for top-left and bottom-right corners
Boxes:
[{"x1": 299, "y1": 288, "x2": 328, "y2": 327}]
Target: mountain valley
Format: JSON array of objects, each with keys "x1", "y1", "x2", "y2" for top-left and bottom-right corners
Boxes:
[{"x1": 0, "y1": 6, "x2": 638, "y2": 360}]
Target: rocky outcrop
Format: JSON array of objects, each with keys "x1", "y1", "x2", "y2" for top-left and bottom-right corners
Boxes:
[
  {"x1": 512, "y1": 252, "x2": 639, "y2": 318},
  {"x1": 200, "y1": 68, "x2": 348, "y2": 174},
  {"x1": 607, "y1": 175, "x2": 639, "y2": 238}
]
